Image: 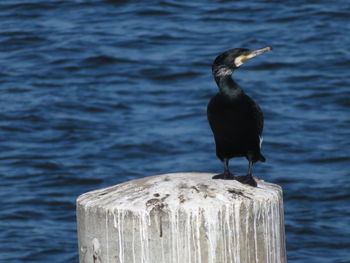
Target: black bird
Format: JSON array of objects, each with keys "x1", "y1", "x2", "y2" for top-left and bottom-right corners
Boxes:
[{"x1": 207, "y1": 47, "x2": 272, "y2": 186}]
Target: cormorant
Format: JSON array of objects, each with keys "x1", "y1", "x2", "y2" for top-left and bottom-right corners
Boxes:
[{"x1": 207, "y1": 47, "x2": 272, "y2": 186}]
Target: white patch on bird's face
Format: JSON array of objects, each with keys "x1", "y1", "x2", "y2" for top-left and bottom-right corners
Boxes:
[
  {"x1": 234, "y1": 55, "x2": 248, "y2": 67},
  {"x1": 259, "y1": 136, "x2": 263, "y2": 148}
]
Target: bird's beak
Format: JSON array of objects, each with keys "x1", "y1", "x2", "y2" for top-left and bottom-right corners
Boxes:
[
  {"x1": 246, "y1": 46, "x2": 272, "y2": 59},
  {"x1": 234, "y1": 46, "x2": 272, "y2": 67}
]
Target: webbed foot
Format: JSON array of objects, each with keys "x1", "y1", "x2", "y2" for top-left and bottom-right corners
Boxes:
[
  {"x1": 212, "y1": 172, "x2": 235, "y2": 180},
  {"x1": 236, "y1": 174, "x2": 257, "y2": 187}
]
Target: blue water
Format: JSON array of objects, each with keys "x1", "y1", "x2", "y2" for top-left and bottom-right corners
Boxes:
[{"x1": 1, "y1": 0, "x2": 349, "y2": 262}]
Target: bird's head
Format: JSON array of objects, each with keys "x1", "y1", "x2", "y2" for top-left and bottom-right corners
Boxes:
[{"x1": 212, "y1": 46, "x2": 272, "y2": 77}]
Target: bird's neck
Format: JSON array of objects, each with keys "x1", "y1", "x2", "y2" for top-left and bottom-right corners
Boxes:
[{"x1": 213, "y1": 68, "x2": 242, "y2": 99}]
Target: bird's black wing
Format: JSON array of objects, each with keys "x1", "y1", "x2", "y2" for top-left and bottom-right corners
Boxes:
[
  {"x1": 243, "y1": 94, "x2": 265, "y2": 162},
  {"x1": 245, "y1": 95, "x2": 264, "y2": 138}
]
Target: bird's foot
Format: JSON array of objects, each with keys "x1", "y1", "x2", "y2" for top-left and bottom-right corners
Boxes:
[
  {"x1": 236, "y1": 174, "x2": 257, "y2": 187},
  {"x1": 212, "y1": 172, "x2": 236, "y2": 180}
]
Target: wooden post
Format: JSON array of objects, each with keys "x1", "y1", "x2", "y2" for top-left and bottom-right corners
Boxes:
[{"x1": 77, "y1": 172, "x2": 287, "y2": 263}]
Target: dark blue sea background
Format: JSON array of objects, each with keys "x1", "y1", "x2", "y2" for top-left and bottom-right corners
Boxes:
[{"x1": 1, "y1": 0, "x2": 349, "y2": 262}]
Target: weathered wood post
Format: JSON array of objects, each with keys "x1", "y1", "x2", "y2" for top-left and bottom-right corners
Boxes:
[{"x1": 77, "y1": 172, "x2": 287, "y2": 263}]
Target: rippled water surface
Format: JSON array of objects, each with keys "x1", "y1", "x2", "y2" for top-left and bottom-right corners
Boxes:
[{"x1": 1, "y1": 0, "x2": 350, "y2": 262}]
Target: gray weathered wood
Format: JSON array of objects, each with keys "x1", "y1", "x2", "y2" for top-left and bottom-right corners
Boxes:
[{"x1": 77, "y1": 172, "x2": 287, "y2": 263}]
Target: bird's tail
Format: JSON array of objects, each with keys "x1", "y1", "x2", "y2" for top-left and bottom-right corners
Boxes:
[{"x1": 259, "y1": 154, "x2": 266, "y2": 162}]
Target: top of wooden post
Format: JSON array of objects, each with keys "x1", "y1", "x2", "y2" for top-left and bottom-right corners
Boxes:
[{"x1": 77, "y1": 172, "x2": 282, "y2": 213}]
